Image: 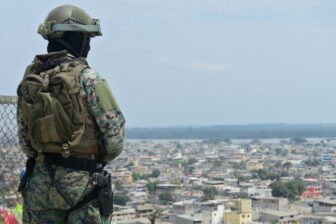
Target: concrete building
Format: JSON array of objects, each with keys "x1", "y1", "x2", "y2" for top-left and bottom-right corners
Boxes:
[
  {"x1": 136, "y1": 204, "x2": 155, "y2": 218},
  {"x1": 252, "y1": 196, "x2": 289, "y2": 210},
  {"x1": 224, "y1": 199, "x2": 252, "y2": 224},
  {"x1": 224, "y1": 212, "x2": 252, "y2": 224},
  {"x1": 173, "y1": 200, "x2": 197, "y2": 215},
  {"x1": 175, "y1": 214, "x2": 203, "y2": 224},
  {"x1": 112, "y1": 206, "x2": 137, "y2": 223},
  {"x1": 200, "y1": 201, "x2": 225, "y2": 224},
  {"x1": 232, "y1": 199, "x2": 252, "y2": 213},
  {"x1": 313, "y1": 198, "x2": 336, "y2": 214},
  {"x1": 246, "y1": 161, "x2": 264, "y2": 171},
  {"x1": 259, "y1": 209, "x2": 300, "y2": 224}
]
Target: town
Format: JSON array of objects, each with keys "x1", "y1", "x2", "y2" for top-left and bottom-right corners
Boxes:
[
  {"x1": 2, "y1": 137, "x2": 336, "y2": 223},
  {"x1": 105, "y1": 138, "x2": 336, "y2": 224}
]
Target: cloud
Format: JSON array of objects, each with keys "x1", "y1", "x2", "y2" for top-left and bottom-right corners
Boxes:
[{"x1": 188, "y1": 61, "x2": 230, "y2": 74}]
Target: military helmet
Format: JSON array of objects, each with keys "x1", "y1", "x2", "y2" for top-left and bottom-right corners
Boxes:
[{"x1": 38, "y1": 5, "x2": 102, "y2": 39}]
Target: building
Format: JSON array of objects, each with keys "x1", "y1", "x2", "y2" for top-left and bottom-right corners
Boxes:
[
  {"x1": 224, "y1": 212, "x2": 252, "y2": 224},
  {"x1": 313, "y1": 198, "x2": 336, "y2": 214},
  {"x1": 302, "y1": 186, "x2": 321, "y2": 199},
  {"x1": 224, "y1": 199, "x2": 252, "y2": 224},
  {"x1": 259, "y1": 209, "x2": 300, "y2": 224},
  {"x1": 136, "y1": 204, "x2": 155, "y2": 218},
  {"x1": 232, "y1": 199, "x2": 252, "y2": 213},
  {"x1": 246, "y1": 161, "x2": 264, "y2": 171},
  {"x1": 175, "y1": 214, "x2": 203, "y2": 224},
  {"x1": 112, "y1": 206, "x2": 137, "y2": 223},
  {"x1": 252, "y1": 196, "x2": 289, "y2": 210},
  {"x1": 200, "y1": 201, "x2": 225, "y2": 224}
]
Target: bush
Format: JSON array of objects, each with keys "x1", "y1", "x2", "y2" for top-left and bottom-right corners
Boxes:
[
  {"x1": 270, "y1": 180, "x2": 305, "y2": 201},
  {"x1": 159, "y1": 192, "x2": 173, "y2": 204},
  {"x1": 114, "y1": 193, "x2": 130, "y2": 206}
]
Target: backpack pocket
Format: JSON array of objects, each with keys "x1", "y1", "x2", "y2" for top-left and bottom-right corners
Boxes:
[{"x1": 30, "y1": 93, "x2": 73, "y2": 144}]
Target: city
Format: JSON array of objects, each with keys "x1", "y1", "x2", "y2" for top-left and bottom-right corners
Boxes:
[{"x1": 101, "y1": 138, "x2": 336, "y2": 224}]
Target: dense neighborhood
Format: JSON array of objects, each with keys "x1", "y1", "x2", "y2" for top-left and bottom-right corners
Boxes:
[
  {"x1": 106, "y1": 138, "x2": 336, "y2": 224},
  {"x1": 2, "y1": 138, "x2": 336, "y2": 223}
]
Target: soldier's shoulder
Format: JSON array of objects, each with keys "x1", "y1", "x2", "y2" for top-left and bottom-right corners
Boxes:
[
  {"x1": 80, "y1": 67, "x2": 102, "y2": 80},
  {"x1": 79, "y1": 68, "x2": 105, "y2": 91}
]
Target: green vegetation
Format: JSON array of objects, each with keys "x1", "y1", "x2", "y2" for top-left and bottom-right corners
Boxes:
[
  {"x1": 132, "y1": 169, "x2": 161, "y2": 181},
  {"x1": 252, "y1": 168, "x2": 290, "y2": 181},
  {"x1": 114, "y1": 180, "x2": 123, "y2": 191},
  {"x1": 159, "y1": 192, "x2": 173, "y2": 204},
  {"x1": 132, "y1": 172, "x2": 142, "y2": 181},
  {"x1": 304, "y1": 158, "x2": 320, "y2": 166},
  {"x1": 151, "y1": 169, "x2": 161, "y2": 178},
  {"x1": 146, "y1": 182, "x2": 158, "y2": 193},
  {"x1": 201, "y1": 187, "x2": 217, "y2": 201},
  {"x1": 187, "y1": 158, "x2": 198, "y2": 165},
  {"x1": 253, "y1": 169, "x2": 277, "y2": 180},
  {"x1": 270, "y1": 180, "x2": 305, "y2": 201},
  {"x1": 114, "y1": 193, "x2": 130, "y2": 206}
]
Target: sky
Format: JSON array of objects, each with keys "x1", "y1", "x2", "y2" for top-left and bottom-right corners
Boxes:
[{"x1": 1, "y1": 0, "x2": 336, "y2": 127}]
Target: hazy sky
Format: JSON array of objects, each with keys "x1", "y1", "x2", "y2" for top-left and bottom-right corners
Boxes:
[{"x1": 1, "y1": 0, "x2": 335, "y2": 127}]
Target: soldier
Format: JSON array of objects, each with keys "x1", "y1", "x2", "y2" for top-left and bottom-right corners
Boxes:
[{"x1": 16, "y1": 5, "x2": 126, "y2": 224}]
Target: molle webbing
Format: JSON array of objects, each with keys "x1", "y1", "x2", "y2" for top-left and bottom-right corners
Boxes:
[{"x1": 18, "y1": 54, "x2": 100, "y2": 158}]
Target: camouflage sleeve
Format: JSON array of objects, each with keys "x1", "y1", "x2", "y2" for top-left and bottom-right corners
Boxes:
[
  {"x1": 80, "y1": 68, "x2": 126, "y2": 162},
  {"x1": 16, "y1": 98, "x2": 36, "y2": 158}
]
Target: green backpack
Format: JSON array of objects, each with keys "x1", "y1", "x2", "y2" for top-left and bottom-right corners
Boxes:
[{"x1": 18, "y1": 56, "x2": 96, "y2": 157}]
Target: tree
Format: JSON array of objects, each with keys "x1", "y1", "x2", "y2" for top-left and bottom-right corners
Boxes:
[
  {"x1": 148, "y1": 206, "x2": 167, "y2": 224},
  {"x1": 187, "y1": 158, "x2": 198, "y2": 165},
  {"x1": 159, "y1": 192, "x2": 173, "y2": 204},
  {"x1": 114, "y1": 193, "x2": 130, "y2": 206},
  {"x1": 146, "y1": 182, "x2": 158, "y2": 193},
  {"x1": 283, "y1": 162, "x2": 292, "y2": 171},
  {"x1": 270, "y1": 180, "x2": 305, "y2": 201},
  {"x1": 132, "y1": 172, "x2": 142, "y2": 181},
  {"x1": 150, "y1": 169, "x2": 161, "y2": 178},
  {"x1": 114, "y1": 180, "x2": 123, "y2": 191},
  {"x1": 304, "y1": 158, "x2": 320, "y2": 166},
  {"x1": 275, "y1": 148, "x2": 282, "y2": 156},
  {"x1": 201, "y1": 187, "x2": 217, "y2": 201},
  {"x1": 253, "y1": 169, "x2": 276, "y2": 180}
]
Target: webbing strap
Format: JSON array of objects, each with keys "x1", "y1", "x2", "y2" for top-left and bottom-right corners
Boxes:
[{"x1": 43, "y1": 153, "x2": 103, "y2": 173}]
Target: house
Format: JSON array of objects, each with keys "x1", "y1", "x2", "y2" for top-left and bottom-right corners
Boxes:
[
  {"x1": 252, "y1": 196, "x2": 289, "y2": 210},
  {"x1": 259, "y1": 209, "x2": 300, "y2": 224},
  {"x1": 175, "y1": 214, "x2": 203, "y2": 224},
  {"x1": 112, "y1": 206, "x2": 137, "y2": 223},
  {"x1": 224, "y1": 212, "x2": 252, "y2": 224},
  {"x1": 224, "y1": 199, "x2": 252, "y2": 224},
  {"x1": 313, "y1": 198, "x2": 336, "y2": 214}
]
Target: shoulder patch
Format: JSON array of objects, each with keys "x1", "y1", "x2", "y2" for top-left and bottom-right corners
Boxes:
[{"x1": 95, "y1": 79, "x2": 119, "y2": 111}]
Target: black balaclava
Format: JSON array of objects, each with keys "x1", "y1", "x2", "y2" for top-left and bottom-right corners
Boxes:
[{"x1": 47, "y1": 32, "x2": 91, "y2": 58}]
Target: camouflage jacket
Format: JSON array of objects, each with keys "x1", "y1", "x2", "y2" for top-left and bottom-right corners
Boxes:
[{"x1": 17, "y1": 53, "x2": 126, "y2": 162}]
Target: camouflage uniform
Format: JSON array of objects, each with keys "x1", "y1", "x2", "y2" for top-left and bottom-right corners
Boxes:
[{"x1": 17, "y1": 53, "x2": 126, "y2": 224}]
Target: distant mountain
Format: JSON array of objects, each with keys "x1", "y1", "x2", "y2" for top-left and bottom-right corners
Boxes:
[{"x1": 126, "y1": 124, "x2": 336, "y2": 139}]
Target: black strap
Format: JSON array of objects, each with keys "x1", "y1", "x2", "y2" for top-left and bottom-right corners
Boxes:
[
  {"x1": 43, "y1": 153, "x2": 103, "y2": 173},
  {"x1": 18, "y1": 158, "x2": 36, "y2": 192}
]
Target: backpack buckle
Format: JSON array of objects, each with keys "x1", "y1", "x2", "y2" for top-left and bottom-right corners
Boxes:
[{"x1": 62, "y1": 143, "x2": 70, "y2": 158}]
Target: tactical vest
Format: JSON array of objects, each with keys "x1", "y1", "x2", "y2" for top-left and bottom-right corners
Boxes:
[{"x1": 18, "y1": 51, "x2": 100, "y2": 158}]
